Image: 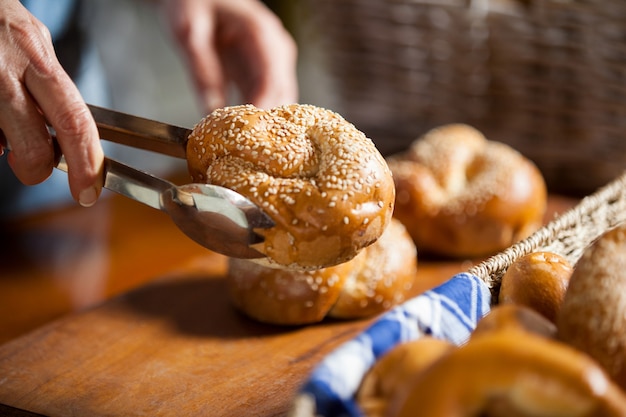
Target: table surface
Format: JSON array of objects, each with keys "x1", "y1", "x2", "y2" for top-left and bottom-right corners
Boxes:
[{"x1": 0, "y1": 170, "x2": 577, "y2": 417}]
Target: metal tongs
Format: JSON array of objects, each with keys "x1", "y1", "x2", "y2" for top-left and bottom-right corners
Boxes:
[
  {"x1": 8, "y1": 105, "x2": 274, "y2": 259},
  {"x1": 89, "y1": 105, "x2": 274, "y2": 259}
]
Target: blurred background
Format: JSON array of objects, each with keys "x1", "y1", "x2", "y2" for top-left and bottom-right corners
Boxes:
[
  {"x1": 0, "y1": 0, "x2": 615, "y2": 206},
  {"x1": 1, "y1": 0, "x2": 624, "y2": 344},
  {"x1": 87, "y1": 0, "x2": 333, "y2": 176},
  {"x1": 88, "y1": 0, "x2": 626, "y2": 197}
]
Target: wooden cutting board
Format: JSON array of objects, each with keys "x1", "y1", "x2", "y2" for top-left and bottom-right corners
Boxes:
[
  {"x1": 0, "y1": 253, "x2": 461, "y2": 417},
  {"x1": 0, "y1": 192, "x2": 576, "y2": 417}
]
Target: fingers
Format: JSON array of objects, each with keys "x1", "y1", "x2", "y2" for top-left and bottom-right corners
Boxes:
[
  {"x1": 162, "y1": 0, "x2": 227, "y2": 113},
  {"x1": 0, "y1": 5, "x2": 56, "y2": 184},
  {"x1": 25, "y1": 67, "x2": 104, "y2": 207},
  {"x1": 161, "y1": 0, "x2": 298, "y2": 113},
  {"x1": 0, "y1": 1, "x2": 103, "y2": 207},
  {"x1": 228, "y1": 3, "x2": 299, "y2": 109},
  {"x1": 0, "y1": 92, "x2": 56, "y2": 185}
]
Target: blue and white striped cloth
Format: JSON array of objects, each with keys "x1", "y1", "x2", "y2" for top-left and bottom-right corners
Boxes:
[{"x1": 295, "y1": 272, "x2": 491, "y2": 417}]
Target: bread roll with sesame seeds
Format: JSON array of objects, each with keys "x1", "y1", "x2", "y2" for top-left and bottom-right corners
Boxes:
[
  {"x1": 387, "y1": 124, "x2": 547, "y2": 258},
  {"x1": 227, "y1": 218, "x2": 417, "y2": 325},
  {"x1": 498, "y1": 251, "x2": 573, "y2": 324},
  {"x1": 186, "y1": 104, "x2": 395, "y2": 270},
  {"x1": 328, "y1": 218, "x2": 417, "y2": 319}
]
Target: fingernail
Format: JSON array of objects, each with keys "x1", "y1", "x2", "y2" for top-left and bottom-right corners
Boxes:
[
  {"x1": 78, "y1": 186, "x2": 99, "y2": 207},
  {"x1": 203, "y1": 91, "x2": 224, "y2": 113}
]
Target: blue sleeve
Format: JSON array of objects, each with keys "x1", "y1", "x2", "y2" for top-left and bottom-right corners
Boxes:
[{"x1": 20, "y1": 0, "x2": 78, "y2": 41}]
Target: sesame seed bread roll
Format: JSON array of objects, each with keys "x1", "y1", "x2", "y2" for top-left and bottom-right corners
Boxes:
[
  {"x1": 227, "y1": 218, "x2": 417, "y2": 325},
  {"x1": 187, "y1": 104, "x2": 395, "y2": 270},
  {"x1": 328, "y1": 218, "x2": 417, "y2": 319},
  {"x1": 498, "y1": 252, "x2": 573, "y2": 323},
  {"x1": 387, "y1": 124, "x2": 547, "y2": 258}
]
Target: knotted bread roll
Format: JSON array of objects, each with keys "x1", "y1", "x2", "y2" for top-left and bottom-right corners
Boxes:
[
  {"x1": 227, "y1": 218, "x2": 417, "y2": 325},
  {"x1": 387, "y1": 124, "x2": 547, "y2": 258},
  {"x1": 187, "y1": 104, "x2": 395, "y2": 270}
]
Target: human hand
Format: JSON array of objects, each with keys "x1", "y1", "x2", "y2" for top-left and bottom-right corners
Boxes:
[
  {"x1": 158, "y1": 0, "x2": 298, "y2": 113},
  {"x1": 0, "y1": 0, "x2": 103, "y2": 207}
]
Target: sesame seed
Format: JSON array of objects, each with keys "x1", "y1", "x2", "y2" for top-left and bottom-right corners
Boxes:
[{"x1": 186, "y1": 103, "x2": 393, "y2": 267}]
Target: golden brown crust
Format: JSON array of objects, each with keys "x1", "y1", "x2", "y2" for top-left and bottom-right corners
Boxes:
[
  {"x1": 328, "y1": 219, "x2": 417, "y2": 319},
  {"x1": 557, "y1": 224, "x2": 626, "y2": 391},
  {"x1": 227, "y1": 219, "x2": 417, "y2": 325},
  {"x1": 387, "y1": 331, "x2": 626, "y2": 417},
  {"x1": 472, "y1": 304, "x2": 557, "y2": 341},
  {"x1": 187, "y1": 104, "x2": 395, "y2": 270},
  {"x1": 387, "y1": 124, "x2": 547, "y2": 258},
  {"x1": 357, "y1": 337, "x2": 454, "y2": 417},
  {"x1": 498, "y1": 251, "x2": 573, "y2": 323},
  {"x1": 227, "y1": 256, "x2": 351, "y2": 325},
  {"x1": 361, "y1": 304, "x2": 626, "y2": 417}
]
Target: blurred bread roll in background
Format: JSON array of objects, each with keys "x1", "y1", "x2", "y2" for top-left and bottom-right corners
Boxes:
[{"x1": 387, "y1": 124, "x2": 547, "y2": 258}]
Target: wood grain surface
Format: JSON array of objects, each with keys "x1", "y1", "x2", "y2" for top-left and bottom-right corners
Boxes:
[
  {"x1": 0, "y1": 172, "x2": 576, "y2": 417},
  {"x1": 0, "y1": 254, "x2": 465, "y2": 417}
]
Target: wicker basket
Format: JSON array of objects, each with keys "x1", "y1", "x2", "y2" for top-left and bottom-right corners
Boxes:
[{"x1": 303, "y1": 0, "x2": 626, "y2": 195}]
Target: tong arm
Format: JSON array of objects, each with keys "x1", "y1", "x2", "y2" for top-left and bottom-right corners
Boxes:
[{"x1": 89, "y1": 105, "x2": 191, "y2": 159}]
